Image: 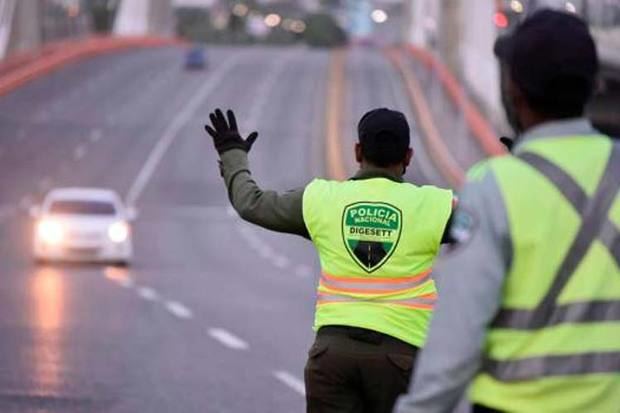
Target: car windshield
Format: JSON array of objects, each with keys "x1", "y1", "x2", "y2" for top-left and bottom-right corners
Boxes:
[{"x1": 48, "y1": 200, "x2": 116, "y2": 215}]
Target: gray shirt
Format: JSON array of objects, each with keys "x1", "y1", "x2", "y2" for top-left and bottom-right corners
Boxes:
[
  {"x1": 394, "y1": 118, "x2": 601, "y2": 413},
  {"x1": 220, "y1": 149, "x2": 309, "y2": 237}
]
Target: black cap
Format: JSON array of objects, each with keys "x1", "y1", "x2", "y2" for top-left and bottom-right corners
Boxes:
[
  {"x1": 494, "y1": 9, "x2": 598, "y2": 114},
  {"x1": 357, "y1": 108, "x2": 410, "y2": 167},
  {"x1": 358, "y1": 108, "x2": 409, "y2": 144}
]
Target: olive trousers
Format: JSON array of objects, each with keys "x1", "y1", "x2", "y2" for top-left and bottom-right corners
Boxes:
[{"x1": 304, "y1": 326, "x2": 419, "y2": 413}]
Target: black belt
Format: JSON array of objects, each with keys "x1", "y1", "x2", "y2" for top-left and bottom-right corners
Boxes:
[{"x1": 319, "y1": 325, "x2": 412, "y2": 348}]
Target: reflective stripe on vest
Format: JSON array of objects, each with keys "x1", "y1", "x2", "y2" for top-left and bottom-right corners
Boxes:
[
  {"x1": 319, "y1": 270, "x2": 432, "y2": 295},
  {"x1": 317, "y1": 292, "x2": 437, "y2": 310},
  {"x1": 302, "y1": 178, "x2": 453, "y2": 347},
  {"x1": 484, "y1": 144, "x2": 620, "y2": 381},
  {"x1": 483, "y1": 351, "x2": 620, "y2": 382},
  {"x1": 318, "y1": 270, "x2": 436, "y2": 310}
]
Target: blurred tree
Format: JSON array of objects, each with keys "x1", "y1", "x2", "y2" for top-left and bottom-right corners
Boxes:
[{"x1": 304, "y1": 12, "x2": 348, "y2": 47}]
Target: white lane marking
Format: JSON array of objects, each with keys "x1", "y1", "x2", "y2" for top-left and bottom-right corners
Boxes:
[
  {"x1": 236, "y1": 225, "x2": 293, "y2": 269},
  {"x1": 89, "y1": 129, "x2": 103, "y2": 143},
  {"x1": 208, "y1": 328, "x2": 250, "y2": 351},
  {"x1": 245, "y1": 51, "x2": 299, "y2": 131},
  {"x1": 165, "y1": 301, "x2": 193, "y2": 319},
  {"x1": 246, "y1": 237, "x2": 264, "y2": 252},
  {"x1": 74, "y1": 145, "x2": 86, "y2": 160},
  {"x1": 116, "y1": 277, "x2": 135, "y2": 288},
  {"x1": 258, "y1": 244, "x2": 274, "y2": 259},
  {"x1": 237, "y1": 225, "x2": 261, "y2": 245},
  {"x1": 125, "y1": 54, "x2": 244, "y2": 206},
  {"x1": 137, "y1": 286, "x2": 160, "y2": 301},
  {"x1": 273, "y1": 255, "x2": 290, "y2": 269},
  {"x1": 295, "y1": 264, "x2": 313, "y2": 278},
  {"x1": 273, "y1": 371, "x2": 306, "y2": 396}
]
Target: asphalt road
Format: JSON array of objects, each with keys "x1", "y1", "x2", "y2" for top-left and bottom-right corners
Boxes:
[{"x1": 0, "y1": 45, "x2": 461, "y2": 412}]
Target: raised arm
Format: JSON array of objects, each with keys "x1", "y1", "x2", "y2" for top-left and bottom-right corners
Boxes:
[{"x1": 205, "y1": 109, "x2": 309, "y2": 238}]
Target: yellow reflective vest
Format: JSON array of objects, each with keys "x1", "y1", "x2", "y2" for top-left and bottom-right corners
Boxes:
[
  {"x1": 303, "y1": 176, "x2": 452, "y2": 347},
  {"x1": 470, "y1": 135, "x2": 620, "y2": 412}
]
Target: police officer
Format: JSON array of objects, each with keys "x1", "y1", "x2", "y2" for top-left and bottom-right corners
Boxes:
[
  {"x1": 205, "y1": 107, "x2": 454, "y2": 413},
  {"x1": 395, "y1": 9, "x2": 620, "y2": 413}
]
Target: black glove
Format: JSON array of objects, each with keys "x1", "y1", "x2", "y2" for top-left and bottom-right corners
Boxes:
[{"x1": 205, "y1": 108, "x2": 258, "y2": 154}]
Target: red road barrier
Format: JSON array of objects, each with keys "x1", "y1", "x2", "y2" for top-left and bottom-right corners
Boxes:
[
  {"x1": 407, "y1": 45, "x2": 507, "y2": 157},
  {"x1": 0, "y1": 36, "x2": 183, "y2": 97}
]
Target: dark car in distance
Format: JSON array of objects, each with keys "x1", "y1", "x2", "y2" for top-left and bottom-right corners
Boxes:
[{"x1": 185, "y1": 45, "x2": 207, "y2": 70}]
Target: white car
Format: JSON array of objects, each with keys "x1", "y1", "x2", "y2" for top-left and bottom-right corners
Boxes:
[{"x1": 32, "y1": 188, "x2": 135, "y2": 265}]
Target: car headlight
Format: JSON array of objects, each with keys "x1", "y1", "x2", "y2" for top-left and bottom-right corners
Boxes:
[
  {"x1": 37, "y1": 219, "x2": 64, "y2": 245},
  {"x1": 108, "y1": 221, "x2": 129, "y2": 243}
]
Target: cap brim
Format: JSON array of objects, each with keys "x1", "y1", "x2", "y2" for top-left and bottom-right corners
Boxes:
[{"x1": 494, "y1": 34, "x2": 515, "y2": 62}]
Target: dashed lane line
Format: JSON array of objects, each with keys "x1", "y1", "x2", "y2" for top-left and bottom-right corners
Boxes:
[
  {"x1": 116, "y1": 277, "x2": 135, "y2": 289},
  {"x1": 125, "y1": 53, "x2": 245, "y2": 207},
  {"x1": 165, "y1": 300, "x2": 194, "y2": 319},
  {"x1": 138, "y1": 286, "x2": 160, "y2": 301},
  {"x1": 208, "y1": 328, "x2": 250, "y2": 351},
  {"x1": 234, "y1": 221, "x2": 315, "y2": 276},
  {"x1": 273, "y1": 371, "x2": 306, "y2": 396},
  {"x1": 273, "y1": 255, "x2": 290, "y2": 269},
  {"x1": 245, "y1": 51, "x2": 300, "y2": 131},
  {"x1": 257, "y1": 244, "x2": 275, "y2": 260},
  {"x1": 105, "y1": 272, "x2": 194, "y2": 320}
]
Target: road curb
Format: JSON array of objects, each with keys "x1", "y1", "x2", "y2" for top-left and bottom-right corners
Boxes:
[
  {"x1": 0, "y1": 36, "x2": 182, "y2": 98},
  {"x1": 407, "y1": 45, "x2": 506, "y2": 157}
]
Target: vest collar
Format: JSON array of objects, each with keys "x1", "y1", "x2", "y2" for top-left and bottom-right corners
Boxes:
[
  {"x1": 351, "y1": 167, "x2": 404, "y2": 183},
  {"x1": 514, "y1": 118, "x2": 599, "y2": 154}
]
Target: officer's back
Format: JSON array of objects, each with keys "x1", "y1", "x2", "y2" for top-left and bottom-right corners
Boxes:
[{"x1": 205, "y1": 107, "x2": 454, "y2": 413}]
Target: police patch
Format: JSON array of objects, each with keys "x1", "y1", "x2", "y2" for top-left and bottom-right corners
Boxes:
[{"x1": 342, "y1": 202, "x2": 402, "y2": 273}]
